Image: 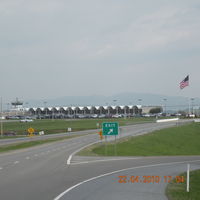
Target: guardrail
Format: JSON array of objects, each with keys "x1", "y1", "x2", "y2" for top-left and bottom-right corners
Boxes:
[{"x1": 156, "y1": 118, "x2": 179, "y2": 123}]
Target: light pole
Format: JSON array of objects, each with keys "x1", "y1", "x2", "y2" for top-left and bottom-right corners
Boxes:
[
  {"x1": 6, "y1": 103, "x2": 10, "y2": 116},
  {"x1": 106, "y1": 103, "x2": 110, "y2": 116},
  {"x1": 7, "y1": 103, "x2": 9, "y2": 112},
  {"x1": 163, "y1": 98, "x2": 167, "y2": 115},
  {"x1": 191, "y1": 98, "x2": 194, "y2": 115},
  {"x1": 1, "y1": 97, "x2": 3, "y2": 137},
  {"x1": 138, "y1": 99, "x2": 142, "y2": 115},
  {"x1": 113, "y1": 100, "x2": 117, "y2": 114},
  {"x1": 44, "y1": 101, "x2": 47, "y2": 117},
  {"x1": 138, "y1": 99, "x2": 142, "y2": 104}
]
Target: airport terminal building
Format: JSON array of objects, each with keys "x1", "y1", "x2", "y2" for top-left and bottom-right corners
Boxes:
[{"x1": 25, "y1": 105, "x2": 162, "y2": 119}]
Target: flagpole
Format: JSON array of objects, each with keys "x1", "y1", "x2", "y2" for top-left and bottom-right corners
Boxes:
[
  {"x1": 180, "y1": 75, "x2": 190, "y2": 116},
  {"x1": 0, "y1": 97, "x2": 3, "y2": 137},
  {"x1": 188, "y1": 97, "x2": 191, "y2": 116}
]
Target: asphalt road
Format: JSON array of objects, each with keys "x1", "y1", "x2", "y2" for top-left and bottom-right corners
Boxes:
[
  {"x1": 57, "y1": 158, "x2": 200, "y2": 200},
  {"x1": 0, "y1": 129, "x2": 97, "y2": 146},
  {"x1": 0, "y1": 119, "x2": 191, "y2": 146},
  {"x1": 0, "y1": 121, "x2": 198, "y2": 200}
]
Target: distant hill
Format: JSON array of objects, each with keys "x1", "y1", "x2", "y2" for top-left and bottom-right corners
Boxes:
[{"x1": 26, "y1": 92, "x2": 200, "y2": 111}]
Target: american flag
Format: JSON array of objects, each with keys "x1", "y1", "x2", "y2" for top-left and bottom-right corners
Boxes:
[{"x1": 180, "y1": 75, "x2": 189, "y2": 89}]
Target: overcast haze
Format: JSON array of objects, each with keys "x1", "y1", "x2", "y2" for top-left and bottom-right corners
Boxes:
[{"x1": 0, "y1": 0, "x2": 200, "y2": 105}]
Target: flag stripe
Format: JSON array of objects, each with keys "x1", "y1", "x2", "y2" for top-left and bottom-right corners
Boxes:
[{"x1": 180, "y1": 75, "x2": 189, "y2": 89}]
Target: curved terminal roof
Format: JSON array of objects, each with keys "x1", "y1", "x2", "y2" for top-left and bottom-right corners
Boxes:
[{"x1": 27, "y1": 105, "x2": 140, "y2": 112}]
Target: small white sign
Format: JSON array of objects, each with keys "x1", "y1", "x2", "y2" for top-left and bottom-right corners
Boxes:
[
  {"x1": 39, "y1": 131, "x2": 44, "y2": 135},
  {"x1": 68, "y1": 127, "x2": 72, "y2": 132}
]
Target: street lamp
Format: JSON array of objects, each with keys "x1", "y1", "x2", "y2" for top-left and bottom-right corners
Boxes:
[
  {"x1": 190, "y1": 98, "x2": 194, "y2": 114},
  {"x1": 44, "y1": 101, "x2": 47, "y2": 116},
  {"x1": 138, "y1": 99, "x2": 142, "y2": 104},
  {"x1": 1, "y1": 97, "x2": 3, "y2": 137},
  {"x1": 138, "y1": 99, "x2": 142, "y2": 116},
  {"x1": 163, "y1": 98, "x2": 167, "y2": 115},
  {"x1": 113, "y1": 100, "x2": 117, "y2": 114},
  {"x1": 113, "y1": 100, "x2": 117, "y2": 105}
]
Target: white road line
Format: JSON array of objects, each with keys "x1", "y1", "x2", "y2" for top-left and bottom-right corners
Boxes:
[
  {"x1": 0, "y1": 167, "x2": 3, "y2": 170},
  {"x1": 54, "y1": 159, "x2": 200, "y2": 200},
  {"x1": 26, "y1": 157, "x2": 30, "y2": 160},
  {"x1": 14, "y1": 161, "x2": 19, "y2": 164},
  {"x1": 34, "y1": 154, "x2": 38, "y2": 157},
  {"x1": 71, "y1": 157, "x2": 140, "y2": 165},
  {"x1": 67, "y1": 140, "x2": 100, "y2": 165}
]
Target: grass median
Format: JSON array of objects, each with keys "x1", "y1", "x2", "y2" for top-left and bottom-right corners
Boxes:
[
  {"x1": 166, "y1": 169, "x2": 200, "y2": 200},
  {"x1": 79, "y1": 122, "x2": 200, "y2": 156},
  {"x1": 2, "y1": 117, "x2": 154, "y2": 136}
]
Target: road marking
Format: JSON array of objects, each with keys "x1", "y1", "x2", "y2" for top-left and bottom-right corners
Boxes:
[
  {"x1": 34, "y1": 154, "x2": 38, "y2": 157},
  {"x1": 67, "y1": 140, "x2": 100, "y2": 165},
  {"x1": 0, "y1": 167, "x2": 3, "y2": 170},
  {"x1": 71, "y1": 157, "x2": 140, "y2": 165},
  {"x1": 54, "y1": 159, "x2": 200, "y2": 200},
  {"x1": 14, "y1": 161, "x2": 19, "y2": 164},
  {"x1": 26, "y1": 157, "x2": 30, "y2": 160}
]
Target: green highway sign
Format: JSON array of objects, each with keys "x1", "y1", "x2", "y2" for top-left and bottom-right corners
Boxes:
[{"x1": 102, "y1": 122, "x2": 119, "y2": 136}]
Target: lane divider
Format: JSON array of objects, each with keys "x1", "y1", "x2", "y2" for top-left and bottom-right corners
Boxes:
[
  {"x1": 67, "y1": 140, "x2": 100, "y2": 165},
  {"x1": 71, "y1": 157, "x2": 140, "y2": 165}
]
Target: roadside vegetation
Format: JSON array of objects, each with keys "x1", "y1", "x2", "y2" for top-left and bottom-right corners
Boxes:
[
  {"x1": 166, "y1": 169, "x2": 200, "y2": 200},
  {"x1": 1, "y1": 117, "x2": 154, "y2": 136},
  {"x1": 79, "y1": 122, "x2": 200, "y2": 156}
]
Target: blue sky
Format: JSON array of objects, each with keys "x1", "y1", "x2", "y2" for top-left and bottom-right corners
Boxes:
[{"x1": 0, "y1": 0, "x2": 200, "y2": 104}]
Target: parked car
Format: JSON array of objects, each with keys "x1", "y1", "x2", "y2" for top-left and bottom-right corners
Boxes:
[
  {"x1": 20, "y1": 119, "x2": 34, "y2": 122},
  {"x1": 98, "y1": 114, "x2": 106, "y2": 118},
  {"x1": 112, "y1": 114, "x2": 122, "y2": 118},
  {"x1": 90, "y1": 114, "x2": 98, "y2": 118},
  {"x1": 3, "y1": 131, "x2": 16, "y2": 136}
]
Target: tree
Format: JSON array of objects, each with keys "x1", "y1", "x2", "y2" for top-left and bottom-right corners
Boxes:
[{"x1": 149, "y1": 107, "x2": 162, "y2": 114}]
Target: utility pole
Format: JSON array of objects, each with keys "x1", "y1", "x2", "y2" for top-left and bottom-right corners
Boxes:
[{"x1": 1, "y1": 97, "x2": 3, "y2": 137}]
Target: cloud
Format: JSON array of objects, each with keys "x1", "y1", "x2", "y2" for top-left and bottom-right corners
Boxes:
[{"x1": 87, "y1": 5, "x2": 199, "y2": 59}]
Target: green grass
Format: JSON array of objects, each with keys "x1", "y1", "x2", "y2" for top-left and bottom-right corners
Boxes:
[
  {"x1": 0, "y1": 135, "x2": 78, "y2": 153},
  {"x1": 166, "y1": 170, "x2": 200, "y2": 200},
  {"x1": 79, "y1": 122, "x2": 200, "y2": 156},
  {"x1": 1, "y1": 117, "x2": 154, "y2": 136}
]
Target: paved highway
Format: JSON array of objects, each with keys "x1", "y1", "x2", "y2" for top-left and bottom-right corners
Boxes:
[
  {"x1": 0, "y1": 129, "x2": 97, "y2": 146},
  {"x1": 56, "y1": 158, "x2": 200, "y2": 200},
  {"x1": 0, "y1": 119, "x2": 191, "y2": 146},
  {"x1": 0, "y1": 121, "x2": 197, "y2": 200}
]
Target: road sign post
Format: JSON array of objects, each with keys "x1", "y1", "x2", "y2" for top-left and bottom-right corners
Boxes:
[
  {"x1": 102, "y1": 122, "x2": 119, "y2": 136},
  {"x1": 102, "y1": 122, "x2": 119, "y2": 156},
  {"x1": 27, "y1": 127, "x2": 35, "y2": 137}
]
